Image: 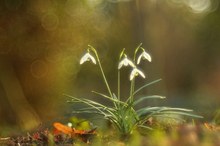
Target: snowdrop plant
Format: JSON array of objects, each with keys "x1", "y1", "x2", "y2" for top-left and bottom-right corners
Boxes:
[{"x1": 66, "y1": 44, "x2": 202, "y2": 138}]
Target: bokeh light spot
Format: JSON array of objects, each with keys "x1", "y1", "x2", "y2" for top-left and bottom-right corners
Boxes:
[
  {"x1": 169, "y1": 0, "x2": 218, "y2": 14},
  {"x1": 41, "y1": 13, "x2": 59, "y2": 31},
  {"x1": 186, "y1": 0, "x2": 211, "y2": 13},
  {"x1": 31, "y1": 60, "x2": 48, "y2": 78},
  {"x1": 86, "y1": 0, "x2": 103, "y2": 7}
]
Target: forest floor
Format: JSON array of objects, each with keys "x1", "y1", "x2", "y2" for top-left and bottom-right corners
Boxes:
[{"x1": 1, "y1": 121, "x2": 220, "y2": 146}]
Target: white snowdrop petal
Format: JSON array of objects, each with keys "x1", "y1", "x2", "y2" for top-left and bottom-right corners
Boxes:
[
  {"x1": 130, "y1": 68, "x2": 146, "y2": 80},
  {"x1": 80, "y1": 58, "x2": 84, "y2": 64},
  {"x1": 118, "y1": 61, "x2": 124, "y2": 69},
  {"x1": 79, "y1": 52, "x2": 96, "y2": 65},
  {"x1": 137, "y1": 55, "x2": 142, "y2": 64},
  {"x1": 137, "y1": 69, "x2": 146, "y2": 78},
  {"x1": 118, "y1": 56, "x2": 135, "y2": 69},
  {"x1": 80, "y1": 53, "x2": 88, "y2": 64},
  {"x1": 130, "y1": 69, "x2": 136, "y2": 80},
  {"x1": 89, "y1": 54, "x2": 96, "y2": 64},
  {"x1": 143, "y1": 51, "x2": 152, "y2": 62},
  {"x1": 137, "y1": 51, "x2": 152, "y2": 64},
  {"x1": 128, "y1": 59, "x2": 135, "y2": 67},
  {"x1": 124, "y1": 58, "x2": 129, "y2": 66}
]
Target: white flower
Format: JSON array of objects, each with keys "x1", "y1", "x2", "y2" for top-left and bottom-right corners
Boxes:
[
  {"x1": 137, "y1": 51, "x2": 151, "y2": 64},
  {"x1": 130, "y1": 67, "x2": 146, "y2": 80},
  {"x1": 80, "y1": 52, "x2": 96, "y2": 65},
  {"x1": 118, "y1": 56, "x2": 135, "y2": 69}
]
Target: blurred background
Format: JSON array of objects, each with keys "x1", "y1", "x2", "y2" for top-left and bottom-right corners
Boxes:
[{"x1": 0, "y1": 0, "x2": 220, "y2": 135}]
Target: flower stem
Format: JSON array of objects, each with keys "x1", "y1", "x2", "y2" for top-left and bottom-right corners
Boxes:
[
  {"x1": 88, "y1": 45, "x2": 113, "y2": 98},
  {"x1": 118, "y1": 48, "x2": 125, "y2": 101},
  {"x1": 118, "y1": 70, "x2": 120, "y2": 100},
  {"x1": 134, "y1": 43, "x2": 142, "y2": 61},
  {"x1": 129, "y1": 79, "x2": 135, "y2": 104},
  {"x1": 129, "y1": 43, "x2": 143, "y2": 103}
]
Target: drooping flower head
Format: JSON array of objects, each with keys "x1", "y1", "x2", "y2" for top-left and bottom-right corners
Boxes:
[
  {"x1": 137, "y1": 49, "x2": 151, "y2": 64},
  {"x1": 118, "y1": 55, "x2": 135, "y2": 69},
  {"x1": 130, "y1": 67, "x2": 146, "y2": 80},
  {"x1": 80, "y1": 51, "x2": 96, "y2": 65}
]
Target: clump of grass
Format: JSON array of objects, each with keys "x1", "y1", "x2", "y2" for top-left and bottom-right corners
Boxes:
[{"x1": 66, "y1": 44, "x2": 202, "y2": 139}]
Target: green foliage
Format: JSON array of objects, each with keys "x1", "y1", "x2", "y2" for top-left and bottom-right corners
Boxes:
[
  {"x1": 212, "y1": 109, "x2": 220, "y2": 125},
  {"x1": 66, "y1": 44, "x2": 202, "y2": 138},
  {"x1": 69, "y1": 116, "x2": 91, "y2": 130}
]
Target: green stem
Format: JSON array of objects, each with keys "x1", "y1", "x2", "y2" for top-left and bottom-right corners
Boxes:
[
  {"x1": 118, "y1": 48, "x2": 125, "y2": 101},
  {"x1": 129, "y1": 79, "x2": 135, "y2": 104},
  {"x1": 134, "y1": 43, "x2": 143, "y2": 61},
  {"x1": 118, "y1": 70, "x2": 120, "y2": 100},
  {"x1": 129, "y1": 43, "x2": 143, "y2": 103},
  {"x1": 88, "y1": 45, "x2": 113, "y2": 98}
]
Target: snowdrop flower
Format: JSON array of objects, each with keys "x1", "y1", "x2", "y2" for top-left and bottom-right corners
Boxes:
[
  {"x1": 118, "y1": 56, "x2": 135, "y2": 69},
  {"x1": 137, "y1": 50, "x2": 151, "y2": 64},
  {"x1": 80, "y1": 52, "x2": 96, "y2": 65},
  {"x1": 130, "y1": 67, "x2": 145, "y2": 80}
]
